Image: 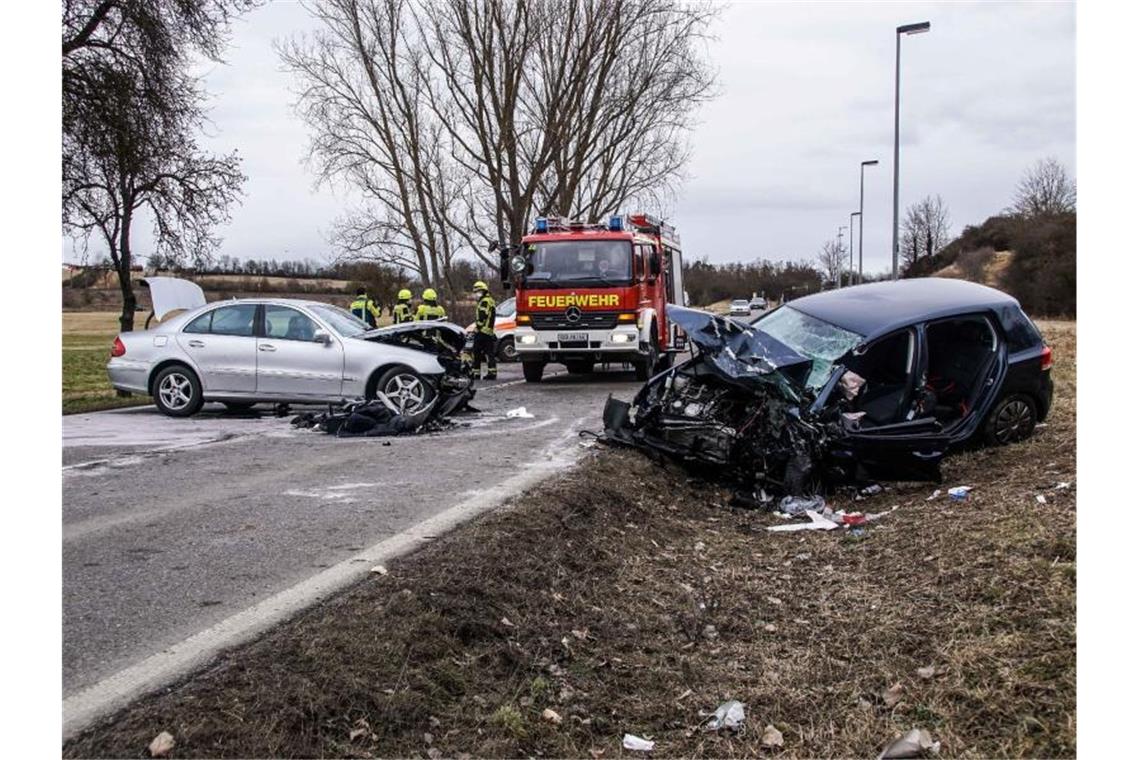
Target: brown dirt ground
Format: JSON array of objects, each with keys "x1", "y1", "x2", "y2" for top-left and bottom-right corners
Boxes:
[{"x1": 64, "y1": 322, "x2": 1075, "y2": 759}]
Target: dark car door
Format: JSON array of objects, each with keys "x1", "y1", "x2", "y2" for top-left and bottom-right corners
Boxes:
[{"x1": 833, "y1": 326, "x2": 953, "y2": 481}]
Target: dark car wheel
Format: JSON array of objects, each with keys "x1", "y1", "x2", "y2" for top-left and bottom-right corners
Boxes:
[
  {"x1": 497, "y1": 336, "x2": 518, "y2": 362},
  {"x1": 152, "y1": 365, "x2": 204, "y2": 417},
  {"x1": 523, "y1": 361, "x2": 545, "y2": 383},
  {"x1": 984, "y1": 393, "x2": 1037, "y2": 446},
  {"x1": 373, "y1": 367, "x2": 436, "y2": 415}
]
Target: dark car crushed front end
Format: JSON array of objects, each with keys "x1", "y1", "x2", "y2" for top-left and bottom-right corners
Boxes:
[{"x1": 602, "y1": 306, "x2": 943, "y2": 497}]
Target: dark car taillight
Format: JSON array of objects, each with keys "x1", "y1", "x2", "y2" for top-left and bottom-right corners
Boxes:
[
  {"x1": 111, "y1": 336, "x2": 126, "y2": 357},
  {"x1": 1041, "y1": 344, "x2": 1053, "y2": 371}
]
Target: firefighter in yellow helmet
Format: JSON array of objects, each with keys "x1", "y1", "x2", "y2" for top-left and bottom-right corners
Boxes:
[
  {"x1": 414, "y1": 287, "x2": 447, "y2": 321},
  {"x1": 392, "y1": 288, "x2": 415, "y2": 324},
  {"x1": 350, "y1": 287, "x2": 381, "y2": 328},
  {"x1": 471, "y1": 280, "x2": 497, "y2": 380}
]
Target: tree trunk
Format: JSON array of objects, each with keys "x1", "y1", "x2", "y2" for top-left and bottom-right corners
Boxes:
[{"x1": 117, "y1": 207, "x2": 136, "y2": 332}]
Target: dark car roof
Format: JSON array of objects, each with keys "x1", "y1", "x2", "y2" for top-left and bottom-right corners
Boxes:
[{"x1": 786, "y1": 278, "x2": 1019, "y2": 339}]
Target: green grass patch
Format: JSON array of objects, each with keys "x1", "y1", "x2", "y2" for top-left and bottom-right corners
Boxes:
[{"x1": 62, "y1": 326, "x2": 147, "y2": 415}]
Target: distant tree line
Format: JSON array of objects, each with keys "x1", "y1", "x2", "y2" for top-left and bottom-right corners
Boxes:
[{"x1": 683, "y1": 258, "x2": 823, "y2": 307}]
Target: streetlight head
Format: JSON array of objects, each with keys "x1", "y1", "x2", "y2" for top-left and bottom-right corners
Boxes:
[
  {"x1": 862, "y1": 159, "x2": 880, "y2": 166},
  {"x1": 897, "y1": 21, "x2": 931, "y2": 35}
]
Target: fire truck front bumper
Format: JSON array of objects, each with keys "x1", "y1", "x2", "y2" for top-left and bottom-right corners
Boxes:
[{"x1": 514, "y1": 325, "x2": 646, "y2": 361}]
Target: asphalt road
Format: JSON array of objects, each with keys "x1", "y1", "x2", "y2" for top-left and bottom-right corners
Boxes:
[{"x1": 62, "y1": 363, "x2": 641, "y2": 700}]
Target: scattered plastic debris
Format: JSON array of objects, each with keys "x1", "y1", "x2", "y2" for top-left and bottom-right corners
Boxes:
[
  {"x1": 370, "y1": 565, "x2": 388, "y2": 575},
  {"x1": 703, "y1": 699, "x2": 746, "y2": 731},
  {"x1": 925, "y1": 489, "x2": 942, "y2": 501},
  {"x1": 948, "y1": 486, "x2": 972, "y2": 501},
  {"x1": 148, "y1": 731, "x2": 175, "y2": 758},
  {"x1": 1036, "y1": 494, "x2": 1047, "y2": 504},
  {"x1": 622, "y1": 733, "x2": 656, "y2": 751},
  {"x1": 766, "y1": 510, "x2": 839, "y2": 532},
  {"x1": 505, "y1": 406, "x2": 535, "y2": 419},
  {"x1": 761, "y1": 724, "x2": 784, "y2": 748},
  {"x1": 1055, "y1": 481, "x2": 1071, "y2": 490},
  {"x1": 916, "y1": 666, "x2": 936, "y2": 679},
  {"x1": 778, "y1": 494, "x2": 827, "y2": 516},
  {"x1": 877, "y1": 727, "x2": 941, "y2": 759},
  {"x1": 860, "y1": 483, "x2": 884, "y2": 497},
  {"x1": 542, "y1": 708, "x2": 563, "y2": 725}
]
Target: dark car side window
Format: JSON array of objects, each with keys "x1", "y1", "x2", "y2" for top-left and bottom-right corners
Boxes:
[
  {"x1": 209, "y1": 305, "x2": 257, "y2": 337},
  {"x1": 184, "y1": 311, "x2": 213, "y2": 334},
  {"x1": 1000, "y1": 305, "x2": 1043, "y2": 353}
]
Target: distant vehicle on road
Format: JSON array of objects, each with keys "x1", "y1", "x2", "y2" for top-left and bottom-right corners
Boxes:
[
  {"x1": 749, "y1": 296, "x2": 767, "y2": 311},
  {"x1": 729, "y1": 299, "x2": 751, "y2": 316},
  {"x1": 108, "y1": 297, "x2": 472, "y2": 417},
  {"x1": 464, "y1": 296, "x2": 520, "y2": 361}
]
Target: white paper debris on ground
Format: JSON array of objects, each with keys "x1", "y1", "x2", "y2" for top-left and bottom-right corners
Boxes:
[
  {"x1": 370, "y1": 565, "x2": 388, "y2": 575},
  {"x1": 703, "y1": 700, "x2": 746, "y2": 731},
  {"x1": 542, "y1": 708, "x2": 563, "y2": 724},
  {"x1": 505, "y1": 406, "x2": 535, "y2": 419},
  {"x1": 761, "y1": 724, "x2": 784, "y2": 748},
  {"x1": 1055, "y1": 481, "x2": 1071, "y2": 490},
  {"x1": 947, "y1": 485, "x2": 973, "y2": 500},
  {"x1": 622, "y1": 733, "x2": 656, "y2": 751},
  {"x1": 877, "y1": 727, "x2": 940, "y2": 759},
  {"x1": 925, "y1": 489, "x2": 942, "y2": 501},
  {"x1": 766, "y1": 510, "x2": 839, "y2": 532},
  {"x1": 1036, "y1": 494, "x2": 1047, "y2": 504},
  {"x1": 148, "y1": 731, "x2": 176, "y2": 758}
]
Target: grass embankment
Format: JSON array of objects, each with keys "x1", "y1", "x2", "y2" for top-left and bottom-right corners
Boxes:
[
  {"x1": 65, "y1": 321, "x2": 1075, "y2": 757},
  {"x1": 62, "y1": 312, "x2": 147, "y2": 414}
]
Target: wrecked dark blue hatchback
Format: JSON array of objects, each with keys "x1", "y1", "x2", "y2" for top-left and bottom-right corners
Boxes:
[{"x1": 604, "y1": 278, "x2": 1053, "y2": 494}]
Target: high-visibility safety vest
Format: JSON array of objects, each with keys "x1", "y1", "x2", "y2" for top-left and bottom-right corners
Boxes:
[
  {"x1": 475, "y1": 293, "x2": 496, "y2": 336},
  {"x1": 415, "y1": 302, "x2": 447, "y2": 321},
  {"x1": 350, "y1": 296, "x2": 381, "y2": 327},
  {"x1": 392, "y1": 301, "x2": 414, "y2": 323}
]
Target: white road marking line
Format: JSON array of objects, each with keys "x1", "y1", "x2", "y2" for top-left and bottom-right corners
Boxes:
[{"x1": 62, "y1": 416, "x2": 590, "y2": 739}]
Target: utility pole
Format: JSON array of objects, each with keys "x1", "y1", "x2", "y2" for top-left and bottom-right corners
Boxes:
[
  {"x1": 892, "y1": 21, "x2": 931, "y2": 281},
  {"x1": 849, "y1": 211, "x2": 861, "y2": 287},
  {"x1": 859, "y1": 159, "x2": 878, "y2": 283},
  {"x1": 837, "y1": 225, "x2": 846, "y2": 289}
]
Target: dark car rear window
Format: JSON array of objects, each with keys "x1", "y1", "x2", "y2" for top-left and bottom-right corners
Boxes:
[{"x1": 1000, "y1": 305, "x2": 1043, "y2": 353}]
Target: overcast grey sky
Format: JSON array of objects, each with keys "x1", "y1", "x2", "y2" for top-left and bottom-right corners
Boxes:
[{"x1": 66, "y1": 0, "x2": 1075, "y2": 274}]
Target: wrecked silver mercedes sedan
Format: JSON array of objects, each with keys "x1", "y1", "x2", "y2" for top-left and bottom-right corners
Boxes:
[
  {"x1": 604, "y1": 280, "x2": 1053, "y2": 496},
  {"x1": 108, "y1": 297, "x2": 473, "y2": 417}
]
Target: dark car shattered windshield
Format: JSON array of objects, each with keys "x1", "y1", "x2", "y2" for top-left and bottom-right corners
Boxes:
[{"x1": 603, "y1": 305, "x2": 943, "y2": 498}]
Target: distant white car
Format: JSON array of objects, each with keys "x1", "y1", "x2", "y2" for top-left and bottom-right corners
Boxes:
[
  {"x1": 729, "y1": 299, "x2": 751, "y2": 316},
  {"x1": 749, "y1": 296, "x2": 767, "y2": 311}
]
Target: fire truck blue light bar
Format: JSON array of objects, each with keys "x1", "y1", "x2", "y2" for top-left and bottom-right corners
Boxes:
[
  {"x1": 608, "y1": 215, "x2": 623, "y2": 231},
  {"x1": 535, "y1": 217, "x2": 548, "y2": 233}
]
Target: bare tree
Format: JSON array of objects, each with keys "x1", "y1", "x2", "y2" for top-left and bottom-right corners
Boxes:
[
  {"x1": 63, "y1": 0, "x2": 253, "y2": 331},
  {"x1": 817, "y1": 239, "x2": 845, "y2": 288},
  {"x1": 901, "y1": 194, "x2": 951, "y2": 269},
  {"x1": 1010, "y1": 157, "x2": 1076, "y2": 217},
  {"x1": 282, "y1": 0, "x2": 719, "y2": 284}
]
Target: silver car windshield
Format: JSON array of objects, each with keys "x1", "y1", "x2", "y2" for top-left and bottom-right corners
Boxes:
[
  {"x1": 311, "y1": 304, "x2": 370, "y2": 337},
  {"x1": 753, "y1": 306, "x2": 864, "y2": 387}
]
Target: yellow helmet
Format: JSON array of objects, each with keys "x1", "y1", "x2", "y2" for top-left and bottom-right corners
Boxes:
[
  {"x1": 422, "y1": 288, "x2": 438, "y2": 301},
  {"x1": 473, "y1": 280, "x2": 488, "y2": 292},
  {"x1": 398, "y1": 288, "x2": 412, "y2": 300}
]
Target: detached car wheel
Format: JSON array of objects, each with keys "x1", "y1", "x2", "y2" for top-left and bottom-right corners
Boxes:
[
  {"x1": 374, "y1": 367, "x2": 436, "y2": 415},
  {"x1": 984, "y1": 393, "x2": 1037, "y2": 446},
  {"x1": 497, "y1": 336, "x2": 518, "y2": 362},
  {"x1": 152, "y1": 365, "x2": 203, "y2": 417}
]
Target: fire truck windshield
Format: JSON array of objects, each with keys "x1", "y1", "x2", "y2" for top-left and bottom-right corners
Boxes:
[{"x1": 524, "y1": 240, "x2": 632, "y2": 288}]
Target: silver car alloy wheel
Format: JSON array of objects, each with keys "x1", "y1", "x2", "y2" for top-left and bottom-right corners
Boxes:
[
  {"x1": 994, "y1": 398, "x2": 1035, "y2": 444},
  {"x1": 382, "y1": 372, "x2": 429, "y2": 414},
  {"x1": 158, "y1": 372, "x2": 194, "y2": 411}
]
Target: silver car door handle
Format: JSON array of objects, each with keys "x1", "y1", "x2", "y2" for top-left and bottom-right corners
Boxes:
[
  {"x1": 188, "y1": 340, "x2": 205, "y2": 348},
  {"x1": 259, "y1": 344, "x2": 277, "y2": 352}
]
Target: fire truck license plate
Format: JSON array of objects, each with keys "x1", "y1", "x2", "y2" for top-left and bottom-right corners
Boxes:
[{"x1": 557, "y1": 332, "x2": 588, "y2": 343}]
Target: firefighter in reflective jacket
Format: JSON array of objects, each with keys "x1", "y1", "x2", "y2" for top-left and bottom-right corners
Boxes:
[
  {"x1": 392, "y1": 288, "x2": 415, "y2": 323},
  {"x1": 350, "y1": 287, "x2": 381, "y2": 327},
  {"x1": 414, "y1": 288, "x2": 447, "y2": 321},
  {"x1": 472, "y1": 280, "x2": 497, "y2": 380}
]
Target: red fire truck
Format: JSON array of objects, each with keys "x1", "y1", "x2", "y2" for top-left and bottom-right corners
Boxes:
[{"x1": 500, "y1": 213, "x2": 687, "y2": 383}]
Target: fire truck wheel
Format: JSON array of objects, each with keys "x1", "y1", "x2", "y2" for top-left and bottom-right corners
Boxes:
[
  {"x1": 522, "y1": 361, "x2": 545, "y2": 383},
  {"x1": 635, "y1": 324, "x2": 659, "y2": 381}
]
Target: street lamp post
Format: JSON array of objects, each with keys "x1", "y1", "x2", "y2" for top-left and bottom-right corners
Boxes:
[
  {"x1": 849, "y1": 211, "x2": 861, "y2": 286},
  {"x1": 859, "y1": 159, "x2": 878, "y2": 283},
  {"x1": 836, "y1": 225, "x2": 846, "y2": 289},
  {"x1": 892, "y1": 21, "x2": 930, "y2": 281}
]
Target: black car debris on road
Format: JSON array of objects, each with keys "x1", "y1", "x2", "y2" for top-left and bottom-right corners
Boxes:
[{"x1": 604, "y1": 278, "x2": 1053, "y2": 496}]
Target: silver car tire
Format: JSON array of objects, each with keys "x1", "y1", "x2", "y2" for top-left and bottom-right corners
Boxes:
[
  {"x1": 152, "y1": 365, "x2": 204, "y2": 418},
  {"x1": 373, "y1": 367, "x2": 436, "y2": 416}
]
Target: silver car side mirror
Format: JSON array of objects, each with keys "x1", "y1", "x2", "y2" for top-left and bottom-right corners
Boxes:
[{"x1": 313, "y1": 329, "x2": 332, "y2": 345}]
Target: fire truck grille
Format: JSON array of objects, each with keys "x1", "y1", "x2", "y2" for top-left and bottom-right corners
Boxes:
[{"x1": 530, "y1": 311, "x2": 620, "y2": 330}]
